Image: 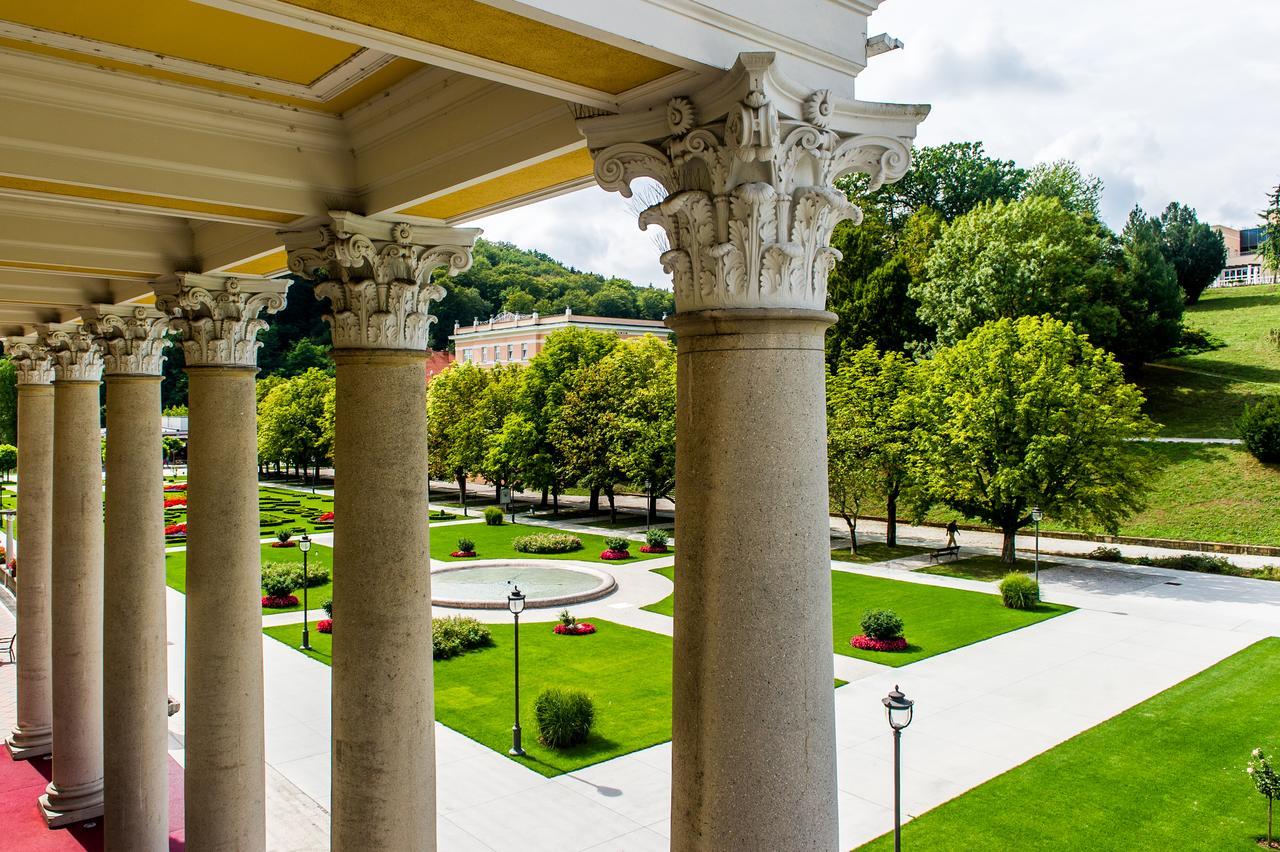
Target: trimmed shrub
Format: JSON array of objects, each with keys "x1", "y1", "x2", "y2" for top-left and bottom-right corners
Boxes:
[
  {"x1": 322, "y1": 598, "x2": 333, "y2": 618},
  {"x1": 1237, "y1": 397, "x2": 1280, "y2": 463},
  {"x1": 456, "y1": 537, "x2": 475, "y2": 553},
  {"x1": 276, "y1": 529, "x2": 292, "y2": 543},
  {"x1": 512, "y1": 533, "x2": 583, "y2": 554},
  {"x1": 432, "y1": 616, "x2": 493, "y2": 660},
  {"x1": 604, "y1": 536, "x2": 631, "y2": 552},
  {"x1": 1000, "y1": 572, "x2": 1040, "y2": 609},
  {"x1": 1087, "y1": 546, "x2": 1124, "y2": 562},
  {"x1": 860, "y1": 609, "x2": 904, "y2": 641},
  {"x1": 534, "y1": 688, "x2": 595, "y2": 749},
  {"x1": 261, "y1": 565, "x2": 297, "y2": 599},
  {"x1": 262, "y1": 561, "x2": 329, "y2": 593},
  {"x1": 1145, "y1": 553, "x2": 1239, "y2": 574},
  {"x1": 484, "y1": 506, "x2": 504, "y2": 525},
  {"x1": 644, "y1": 528, "x2": 669, "y2": 548}
]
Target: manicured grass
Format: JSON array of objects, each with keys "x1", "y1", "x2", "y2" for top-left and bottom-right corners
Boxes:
[
  {"x1": 916, "y1": 554, "x2": 1058, "y2": 582},
  {"x1": 432, "y1": 521, "x2": 670, "y2": 563},
  {"x1": 1140, "y1": 284, "x2": 1280, "y2": 437},
  {"x1": 165, "y1": 542, "x2": 334, "y2": 613},
  {"x1": 164, "y1": 486, "x2": 337, "y2": 536},
  {"x1": 264, "y1": 619, "x2": 673, "y2": 777},
  {"x1": 643, "y1": 566, "x2": 1070, "y2": 666},
  {"x1": 831, "y1": 571, "x2": 1070, "y2": 667},
  {"x1": 831, "y1": 543, "x2": 931, "y2": 564},
  {"x1": 857, "y1": 637, "x2": 1280, "y2": 850}
]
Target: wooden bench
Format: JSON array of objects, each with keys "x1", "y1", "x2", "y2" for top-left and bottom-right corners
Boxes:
[{"x1": 928, "y1": 545, "x2": 960, "y2": 564}]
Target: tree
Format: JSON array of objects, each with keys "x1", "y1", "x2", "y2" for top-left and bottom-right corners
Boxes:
[
  {"x1": 0, "y1": 444, "x2": 16, "y2": 481},
  {"x1": 256, "y1": 369, "x2": 334, "y2": 482},
  {"x1": 475, "y1": 364, "x2": 526, "y2": 496},
  {"x1": 280, "y1": 339, "x2": 331, "y2": 377},
  {"x1": 914, "y1": 316, "x2": 1157, "y2": 563},
  {"x1": 1114, "y1": 210, "x2": 1185, "y2": 365},
  {"x1": 846, "y1": 141, "x2": 1027, "y2": 228},
  {"x1": 1021, "y1": 159, "x2": 1103, "y2": 219},
  {"x1": 0, "y1": 359, "x2": 15, "y2": 445},
  {"x1": 915, "y1": 196, "x2": 1115, "y2": 349},
  {"x1": 1151, "y1": 202, "x2": 1228, "y2": 304},
  {"x1": 426, "y1": 362, "x2": 491, "y2": 510},
  {"x1": 601, "y1": 336, "x2": 676, "y2": 521},
  {"x1": 826, "y1": 424, "x2": 878, "y2": 555},
  {"x1": 827, "y1": 346, "x2": 922, "y2": 546},
  {"x1": 550, "y1": 360, "x2": 631, "y2": 521},
  {"x1": 1260, "y1": 183, "x2": 1280, "y2": 278}
]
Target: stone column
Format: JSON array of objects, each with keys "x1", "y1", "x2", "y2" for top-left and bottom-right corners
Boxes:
[
  {"x1": 4, "y1": 338, "x2": 55, "y2": 760},
  {"x1": 578, "y1": 54, "x2": 927, "y2": 850},
  {"x1": 156, "y1": 273, "x2": 288, "y2": 851},
  {"x1": 83, "y1": 305, "x2": 171, "y2": 850},
  {"x1": 281, "y1": 212, "x2": 477, "y2": 851},
  {"x1": 35, "y1": 323, "x2": 106, "y2": 826}
]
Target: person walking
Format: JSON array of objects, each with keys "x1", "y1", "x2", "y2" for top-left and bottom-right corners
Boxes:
[{"x1": 945, "y1": 520, "x2": 959, "y2": 549}]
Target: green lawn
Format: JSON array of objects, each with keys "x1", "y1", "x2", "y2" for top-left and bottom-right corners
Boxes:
[
  {"x1": 831, "y1": 543, "x2": 931, "y2": 564},
  {"x1": 433, "y1": 521, "x2": 671, "y2": 563},
  {"x1": 164, "y1": 485, "x2": 337, "y2": 537},
  {"x1": 917, "y1": 554, "x2": 1058, "y2": 582},
  {"x1": 642, "y1": 566, "x2": 1070, "y2": 666},
  {"x1": 1140, "y1": 284, "x2": 1280, "y2": 437},
  {"x1": 165, "y1": 542, "x2": 334, "y2": 613},
  {"x1": 264, "y1": 619, "x2": 672, "y2": 777},
  {"x1": 857, "y1": 637, "x2": 1280, "y2": 850}
]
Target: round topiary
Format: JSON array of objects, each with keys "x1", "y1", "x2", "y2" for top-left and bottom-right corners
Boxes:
[
  {"x1": 999, "y1": 572, "x2": 1040, "y2": 609},
  {"x1": 534, "y1": 688, "x2": 595, "y2": 749},
  {"x1": 860, "y1": 609, "x2": 905, "y2": 641},
  {"x1": 484, "y1": 506, "x2": 504, "y2": 526},
  {"x1": 512, "y1": 533, "x2": 583, "y2": 554},
  {"x1": 1238, "y1": 397, "x2": 1280, "y2": 463}
]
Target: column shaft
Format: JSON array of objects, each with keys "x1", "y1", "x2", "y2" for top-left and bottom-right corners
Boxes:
[
  {"x1": 41, "y1": 379, "x2": 105, "y2": 825},
  {"x1": 331, "y1": 350, "x2": 434, "y2": 851},
  {"x1": 668, "y1": 309, "x2": 838, "y2": 850},
  {"x1": 103, "y1": 375, "x2": 168, "y2": 849},
  {"x1": 7, "y1": 384, "x2": 54, "y2": 758},
  {"x1": 184, "y1": 366, "x2": 264, "y2": 850}
]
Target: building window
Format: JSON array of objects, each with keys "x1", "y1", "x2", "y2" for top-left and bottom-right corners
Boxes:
[
  {"x1": 521, "y1": 342, "x2": 528, "y2": 360},
  {"x1": 507, "y1": 343, "x2": 514, "y2": 361},
  {"x1": 481, "y1": 346, "x2": 488, "y2": 362},
  {"x1": 463, "y1": 348, "x2": 472, "y2": 362}
]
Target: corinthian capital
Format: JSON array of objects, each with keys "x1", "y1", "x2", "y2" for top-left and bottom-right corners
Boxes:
[
  {"x1": 80, "y1": 304, "x2": 171, "y2": 376},
  {"x1": 280, "y1": 211, "x2": 479, "y2": 350},
  {"x1": 36, "y1": 323, "x2": 103, "y2": 382},
  {"x1": 154, "y1": 273, "x2": 289, "y2": 368},
  {"x1": 577, "y1": 52, "x2": 929, "y2": 313},
  {"x1": 4, "y1": 336, "x2": 55, "y2": 385}
]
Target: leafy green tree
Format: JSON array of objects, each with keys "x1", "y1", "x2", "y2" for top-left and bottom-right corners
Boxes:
[
  {"x1": 280, "y1": 339, "x2": 331, "y2": 377},
  {"x1": 1021, "y1": 159, "x2": 1104, "y2": 219},
  {"x1": 915, "y1": 196, "x2": 1115, "y2": 348},
  {"x1": 1151, "y1": 202, "x2": 1228, "y2": 304},
  {"x1": 475, "y1": 364, "x2": 525, "y2": 495},
  {"x1": 914, "y1": 316, "x2": 1157, "y2": 563},
  {"x1": 162, "y1": 436, "x2": 184, "y2": 467},
  {"x1": 1114, "y1": 210, "x2": 1185, "y2": 364},
  {"x1": 826, "y1": 424, "x2": 878, "y2": 555},
  {"x1": 1260, "y1": 183, "x2": 1280, "y2": 278},
  {"x1": 827, "y1": 346, "x2": 921, "y2": 546},
  {"x1": 426, "y1": 362, "x2": 491, "y2": 510},
  {"x1": 846, "y1": 141, "x2": 1027, "y2": 228},
  {"x1": 550, "y1": 359, "x2": 631, "y2": 521},
  {"x1": 0, "y1": 359, "x2": 15, "y2": 444},
  {"x1": 601, "y1": 336, "x2": 676, "y2": 521},
  {"x1": 256, "y1": 368, "x2": 334, "y2": 482},
  {"x1": 0, "y1": 444, "x2": 16, "y2": 481},
  {"x1": 635, "y1": 287, "x2": 675, "y2": 320},
  {"x1": 502, "y1": 290, "x2": 537, "y2": 314}
]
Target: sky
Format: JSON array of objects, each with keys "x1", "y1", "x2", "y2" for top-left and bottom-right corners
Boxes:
[{"x1": 473, "y1": 0, "x2": 1280, "y2": 288}]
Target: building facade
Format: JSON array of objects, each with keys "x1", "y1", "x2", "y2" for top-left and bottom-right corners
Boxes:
[
  {"x1": 452, "y1": 309, "x2": 672, "y2": 367},
  {"x1": 1212, "y1": 225, "x2": 1276, "y2": 286}
]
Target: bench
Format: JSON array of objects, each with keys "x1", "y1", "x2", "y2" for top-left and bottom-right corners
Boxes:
[{"x1": 928, "y1": 545, "x2": 960, "y2": 564}]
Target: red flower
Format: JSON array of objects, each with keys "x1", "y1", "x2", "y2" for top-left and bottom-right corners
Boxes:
[
  {"x1": 450, "y1": 550, "x2": 476, "y2": 558},
  {"x1": 639, "y1": 544, "x2": 668, "y2": 553},
  {"x1": 261, "y1": 594, "x2": 299, "y2": 608},
  {"x1": 553, "y1": 622, "x2": 596, "y2": 635},
  {"x1": 316, "y1": 511, "x2": 335, "y2": 523},
  {"x1": 317, "y1": 619, "x2": 333, "y2": 634},
  {"x1": 849, "y1": 634, "x2": 908, "y2": 652},
  {"x1": 269, "y1": 540, "x2": 297, "y2": 548},
  {"x1": 163, "y1": 497, "x2": 187, "y2": 508},
  {"x1": 600, "y1": 550, "x2": 632, "y2": 560},
  {"x1": 163, "y1": 483, "x2": 187, "y2": 492},
  {"x1": 164, "y1": 523, "x2": 187, "y2": 536}
]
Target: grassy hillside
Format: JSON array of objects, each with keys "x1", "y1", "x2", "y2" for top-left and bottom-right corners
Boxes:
[{"x1": 1139, "y1": 284, "x2": 1280, "y2": 437}]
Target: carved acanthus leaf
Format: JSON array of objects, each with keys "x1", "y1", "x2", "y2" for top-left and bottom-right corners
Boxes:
[
  {"x1": 156, "y1": 275, "x2": 288, "y2": 368},
  {"x1": 81, "y1": 305, "x2": 170, "y2": 376},
  {"x1": 37, "y1": 324, "x2": 102, "y2": 382},
  {"x1": 4, "y1": 337, "x2": 54, "y2": 385}
]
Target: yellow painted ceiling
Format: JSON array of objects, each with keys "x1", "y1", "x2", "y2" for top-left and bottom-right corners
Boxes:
[
  {"x1": 399, "y1": 148, "x2": 594, "y2": 220},
  {"x1": 281, "y1": 0, "x2": 679, "y2": 94},
  {"x1": 0, "y1": 0, "x2": 364, "y2": 85}
]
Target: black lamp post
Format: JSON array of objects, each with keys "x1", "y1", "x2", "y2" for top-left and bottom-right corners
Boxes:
[
  {"x1": 883, "y1": 684, "x2": 915, "y2": 852},
  {"x1": 298, "y1": 533, "x2": 312, "y2": 651},
  {"x1": 508, "y1": 586, "x2": 526, "y2": 756},
  {"x1": 1030, "y1": 506, "x2": 1044, "y2": 589}
]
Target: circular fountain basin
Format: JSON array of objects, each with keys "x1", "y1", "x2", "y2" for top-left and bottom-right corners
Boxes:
[{"x1": 431, "y1": 560, "x2": 617, "y2": 609}]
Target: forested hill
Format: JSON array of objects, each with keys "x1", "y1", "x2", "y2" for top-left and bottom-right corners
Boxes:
[{"x1": 158, "y1": 238, "x2": 674, "y2": 407}]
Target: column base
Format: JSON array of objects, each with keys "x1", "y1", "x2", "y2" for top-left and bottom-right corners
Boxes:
[
  {"x1": 6, "y1": 727, "x2": 53, "y2": 760},
  {"x1": 40, "y1": 779, "x2": 105, "y2": 828}
]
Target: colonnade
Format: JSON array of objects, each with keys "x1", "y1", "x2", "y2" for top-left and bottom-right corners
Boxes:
[{"x1": 2, "y1": 53, "x2": 913, "y2": 851}]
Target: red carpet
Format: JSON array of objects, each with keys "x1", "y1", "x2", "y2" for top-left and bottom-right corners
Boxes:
[{"x1": 0, "y1": 751, "x2": 185, "y2": 850}]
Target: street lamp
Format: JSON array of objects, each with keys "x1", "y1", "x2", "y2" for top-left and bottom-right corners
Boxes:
[
  {"x1": 508, "y1": 586, "x2": 526, "y2": 756},
  {"x1": 1030, "y1": 506, "x2": 1044, "y2": 588},
  {"x1": 298, "y1": 533, "x2": 312, "y2": 651},
  {"x1": 883, "y1": 684, "x2": 915, "y2": 852}
]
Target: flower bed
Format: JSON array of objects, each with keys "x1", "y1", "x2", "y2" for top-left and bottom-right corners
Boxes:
[
  {"x1": 164, "y1": 522, "x2": 187, "y2": 537},
  {"x1": 450, "y1": 550, "x2": 477, "y2": 558},
  {"x1": 317, "y1": 619, "x2": 332, "y2": 634},
  {"x1": 269, "y1": 540, "x2": 297, "y2": 548},
  {"x1": 639, "y1": 544, "x2": 668, "y2": 553},
  {"x1": 315, "y1": 511, "x2": 334, "y2": 524},
  {"x1": 163, "y1": 483, "x2": 187, "y2": 492},
  {"x1": 849, "y1": 634, "x2": 908, "y2": 652},
  {"x1": 163, "y1": 497, "x2": 187, "y2": 508},
  {"x1": 553, "y1": 622, "x2": 596, "y2": 636},
  {"x1": 262, "y1": 594, "x2": 299, "y2": 608},
  {"x1": 600, "y1": 550, "x2": 632, "y2": 560}
]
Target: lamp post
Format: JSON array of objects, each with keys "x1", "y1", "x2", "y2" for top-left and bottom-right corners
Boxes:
[
  {"x1": 298, "y1": 532, "x2": 312, "y2": 651},
  {"x1": 508, "y1": 586, "x2": 526, "y2": 756},
  {"x1": 1030, "y1": 506, "x2": 1044, "y2": 588},
  {"x1": 883, "y1": 684, "x2": 915, "y2": 852}
]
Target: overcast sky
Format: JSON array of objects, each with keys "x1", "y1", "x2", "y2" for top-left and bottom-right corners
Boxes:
[{"x1": 474, "y1": 0, "x2": 1280, "y2": 288}]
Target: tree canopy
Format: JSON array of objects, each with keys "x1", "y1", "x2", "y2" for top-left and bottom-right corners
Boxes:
[
  {"x1": 1136, "y1": 202, "x2": 1228, "y2": 304},
  {"x1": 1021, "y1": 159, "x2": 1104, "y2": 219}
]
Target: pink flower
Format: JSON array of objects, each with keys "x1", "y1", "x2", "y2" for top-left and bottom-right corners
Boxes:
[
  {"x1": 600, "y1": 550, "x2": 632, "y2": 560},
  {"x1": 553, "y1": 622, "x2": 597, "y2": 635},
  {"x1": 849, "y1": 634, "x2": 908, "y2": 652},
  {"x1": 317, "y1": 619, "x2": 333, "y2": 634},
  {"x1": 316, "y1": 511, "x2": 335, "y2": 523},
  {"x1": 261, "y1": 594, "x2": 299, "y2": 608}
]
